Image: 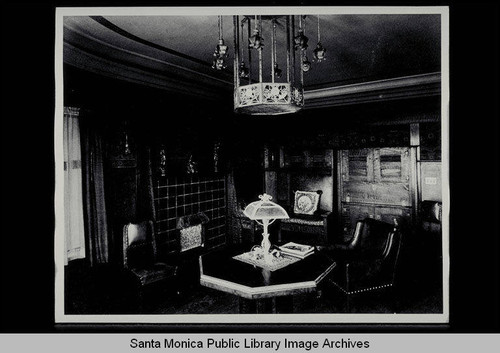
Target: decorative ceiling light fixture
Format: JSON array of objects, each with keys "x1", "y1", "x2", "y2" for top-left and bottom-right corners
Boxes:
[
  {"x1": 293, "y1": 16, "x2": 309, "y2": 50},
  {"x1": 296, "y1": 15, "x2": 311, "y2": 73},
  {"x1": 271, "y1": 18, "x2": 282, "y2": 79},
  {"x1": 239, "y1": 18, "x2": 250, "y2": 78},
  {"x1": 233, "y1": 15, "x2": 305, "y2": 115},
  {"x1": 313, "y1": 15, "x2": 327, "y2": 62},
  {"x1": 248, "y1": 15, "x2": 264, "y2": 50},
  {"x1": 212, "y1": 15, "x2": 228, "y2": 70}
]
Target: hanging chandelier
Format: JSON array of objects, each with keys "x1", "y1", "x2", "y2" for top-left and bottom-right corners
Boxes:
[
  {"x1": 212, "y1": 15, "x2": 229, "y2": 70},
  {"x1": 232, "y1": 15, "x2": 307, "y2": 115},
  {"x1": 313, "y1": 15, "x2": 327, "y2": 62},
  {"x1": 211, "y1": 14, "x2": 327, "y2": 115}
]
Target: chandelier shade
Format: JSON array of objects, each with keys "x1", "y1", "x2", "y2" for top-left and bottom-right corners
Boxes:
[{"x1": 232, "y1": 15, "x2": 305, "y2": 115}]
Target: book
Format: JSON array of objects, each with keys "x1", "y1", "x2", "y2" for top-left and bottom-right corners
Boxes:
[{"x1": 279, "y1": 242, "x2": 315, "y2": 259}]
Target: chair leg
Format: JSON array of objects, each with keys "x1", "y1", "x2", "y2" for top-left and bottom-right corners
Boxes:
[
  {"x1": 345, "y1": 294, "x2": 351, "y2": 313},
  {"x1": 345, "y1": 263, "x2": 351, "y2": 313},
  {"x1": 239, "y1": 298, "x2": 256, "y2": 313},
  {"x1": 137, "y1": 290, "x2": 144, "y2": 313},
  {"x1": 389, "y1": 286, "x2": 399, "y2": 313}
]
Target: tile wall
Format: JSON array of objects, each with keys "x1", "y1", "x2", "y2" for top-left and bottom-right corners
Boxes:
[{"x1": 153, "y1": 175, "x2": 226, "y2": 260}]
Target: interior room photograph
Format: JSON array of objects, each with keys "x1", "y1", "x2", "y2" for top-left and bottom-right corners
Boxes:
[{"x1": 56, "y1": 7, "x2": 447, "y2": 322}]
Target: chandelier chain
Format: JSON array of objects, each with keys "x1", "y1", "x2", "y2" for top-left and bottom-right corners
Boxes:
[
  {"x1": 218, "y1": 15, "x2": 223, "y2": 40},
  {"x1": 273, "y1": 19, "x2": 277, "y2": 63},
  {"x1": 240, "y1": 19, "x2": 245, "y2": 60},
  {"x1": 317, "y1": 15, "x2": 321, "y2": 42}
]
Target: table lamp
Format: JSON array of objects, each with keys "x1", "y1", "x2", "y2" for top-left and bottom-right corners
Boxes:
[{"x1": 243, "y1": 194, "x2": 289, "y2": 261}]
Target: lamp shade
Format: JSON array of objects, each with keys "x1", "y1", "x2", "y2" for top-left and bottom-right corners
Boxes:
[{"x1": 243, "y1": 194, "x2": 289, "y2": 220}]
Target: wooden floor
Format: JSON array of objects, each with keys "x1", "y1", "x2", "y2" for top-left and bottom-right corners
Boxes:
[
  {"x1": 66, "y1": 277, "x2": 442, "y2": 315},
  {"x1": 148, "y1": 247, "x2": 443, "y2": 315},
  {"x1": 149, "y1": 278, "x2": 442, "y2": 315},
  {"x1": 65, "y1": 246, "x2": 443, "y2": 315}
]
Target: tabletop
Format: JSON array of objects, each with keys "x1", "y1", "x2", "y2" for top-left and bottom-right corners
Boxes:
[{"x1": 199, "y1": 246, "x2": 336, "y2": 300}]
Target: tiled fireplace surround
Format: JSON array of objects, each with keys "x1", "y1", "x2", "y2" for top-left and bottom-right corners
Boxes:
[{"x1": 153, "y1": 175, "x2": 227, "y2": 260}]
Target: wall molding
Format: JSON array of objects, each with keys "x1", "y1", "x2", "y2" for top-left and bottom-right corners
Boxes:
[
  {"x1": 63, "y1": 25, "x2": 233, "y2": 101},
  {"x1": 304, "y1": 73, "x2": 441, "y2": 109},
  {"x1": 64, "y1": 21, "x2": 441, "y2": 106}
]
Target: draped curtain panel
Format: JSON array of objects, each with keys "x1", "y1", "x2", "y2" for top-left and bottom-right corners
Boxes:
[
  {"x1": 136, "y1": 145, "x2": 156, "y2": 222},
  {"x1": 81, "y1": 111, "x2": 110, "y2": 266},
  {"x1": 63, "y1": 107, "x2": 86, "y2": 265},
  {"x1": 226, "y1": 169, "x2": 243, "y2": 244}
]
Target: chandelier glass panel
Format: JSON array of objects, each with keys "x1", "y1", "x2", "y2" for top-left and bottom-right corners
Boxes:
[{"x1": 230, "y1": 15, "x2": 308, "y2": 115}]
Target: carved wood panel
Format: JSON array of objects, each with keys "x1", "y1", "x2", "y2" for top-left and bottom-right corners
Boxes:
[{"x1": 339, "y1": 147, "x2": 414, "y2": 239}]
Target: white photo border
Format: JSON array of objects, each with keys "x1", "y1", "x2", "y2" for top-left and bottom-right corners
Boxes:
[{"x1": 54, "y1": 5, "x2": 450, "y2": 324}]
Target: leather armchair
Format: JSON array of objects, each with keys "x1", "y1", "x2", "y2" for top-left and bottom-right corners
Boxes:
[
  {"x1": 420, "y1": 200, "x2": 442, "y2": 233},
  {"x1": 418, "y1": 201, "x2": 443, "y2": 281},
  {"x1": 328, "y1": 218, "x2": 402, "y2": 312},
  {"x1": 123, "y1": 220, "x2": 177, "y2": 310}
]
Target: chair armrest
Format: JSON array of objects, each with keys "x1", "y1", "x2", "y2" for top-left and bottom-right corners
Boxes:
[
  {"x1": 335, "y1": 243, "x2": 352, "y2": 251},
  {"x1": 154, "y1": 262, "x2": 178, "y2": 274},
  {"x1": 317, "y1": 211, "x2": 332, "y2": 219},
  {"x1": 287, "y1": 210, "x2": 331, "y2": 221}
]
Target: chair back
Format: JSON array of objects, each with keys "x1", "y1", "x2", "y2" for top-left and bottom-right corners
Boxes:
[
  {"x1": 349, "y1": 218, "x2": 400, "y2": 261},
  {"x1": 349, "y1": 218, "x2": 402, "y2": 287},
  {"x1": 420, "y1": 200, "x2": 442, "y2": 233},
  {"x1": 123, "y1": 220, "x2": 156, "y2": 269},
  {"x1": 176, "y1": 212, "x2": 209, "y2": 253}
]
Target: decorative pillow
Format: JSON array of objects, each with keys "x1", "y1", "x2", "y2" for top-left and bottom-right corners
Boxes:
[{"x1": 293, "y1": 190, "x2": 320, "y2": 215}]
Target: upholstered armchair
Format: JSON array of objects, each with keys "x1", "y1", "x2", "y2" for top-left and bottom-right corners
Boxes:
[
  {"x1": 327, "y1": 218, "x2": 402, "y2": 312},
  {"x1": 420, "y1": 200, "x2": 442, "y2": 233},
  {"x1": 123, "y1": 220, "x2": 177, "y2": 309},
  {"x1": 418, "y1": 201, "x2": 443, "y2": 282},
  {"x1": 278, "y1": 190, "x2": 332, "y2": 245}
]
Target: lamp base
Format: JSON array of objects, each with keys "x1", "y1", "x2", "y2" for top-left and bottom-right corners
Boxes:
[{"x1": 250, "y1": 245, "x2": 276, "y2": 265}]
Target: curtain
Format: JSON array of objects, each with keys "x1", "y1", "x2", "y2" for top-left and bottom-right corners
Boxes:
[
  {"x1": 81, "y1": 111, "x2": 110, "y2": 266},
  {"x1": 136, "y1": 144, "x2": 156, "y2": 222},
  {"x1": 63, "y1": 107, "x2": 86, "y2": 265},
  {"x1": 226, "y1": 168, "x2": 243, "y2": 244}
]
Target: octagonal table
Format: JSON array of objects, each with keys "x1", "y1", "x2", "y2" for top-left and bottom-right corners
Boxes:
[{"x1": 199, "y1": 246, "x2": 336, "y2": 313}]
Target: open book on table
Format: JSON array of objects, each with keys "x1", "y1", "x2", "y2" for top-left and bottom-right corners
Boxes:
[{"x1": 279, "y1": 242, "x2": 315, "y2": 259}]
